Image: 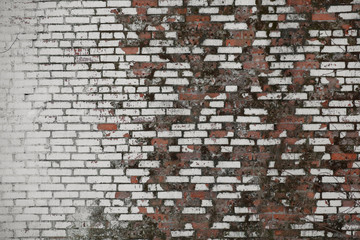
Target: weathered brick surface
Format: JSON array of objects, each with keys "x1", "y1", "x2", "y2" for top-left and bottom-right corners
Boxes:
[{"x1": 1, "y1": 0, "x2": 360, "y2": 238}]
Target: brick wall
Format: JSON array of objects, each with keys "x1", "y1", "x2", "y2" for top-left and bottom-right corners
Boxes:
[{"x1": 1, "y1": 0, "x2": 360, "y2": 238}]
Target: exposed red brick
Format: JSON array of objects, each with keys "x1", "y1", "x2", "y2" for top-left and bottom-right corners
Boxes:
[
  {"x1": 121, "y1": 47, "x2": 139, "y2": 54},
  {"x1": 331, "y1": 153, "x2": 357, "y2": 161},
  {"x1": 186, "y1": 15, "x2": 210, "y2": 22},
  {"x1": 312, "y1": 13, "x2": 337, "y2": 21},
  {"x1": 115, "y1": 192, "x2": 131, "y2": 199},
  {"x1": 132, "y1": 0, "x2": 157, "y2": 7},
  {"x1": 97, "y1": 123, "x2": 117, "y2": 131}
]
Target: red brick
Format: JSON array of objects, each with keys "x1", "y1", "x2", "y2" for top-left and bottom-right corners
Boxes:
[
  {"x1": 312, "y1": 13, "x2": 337, "y2": 21},
  {"x1": 97, "y1": 124, "x2": 117, "y2": 131}
]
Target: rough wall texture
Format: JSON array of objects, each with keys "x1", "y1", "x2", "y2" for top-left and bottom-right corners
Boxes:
[{"x1": 1, "y1": 0, "x2": 360, "y2": 239}]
